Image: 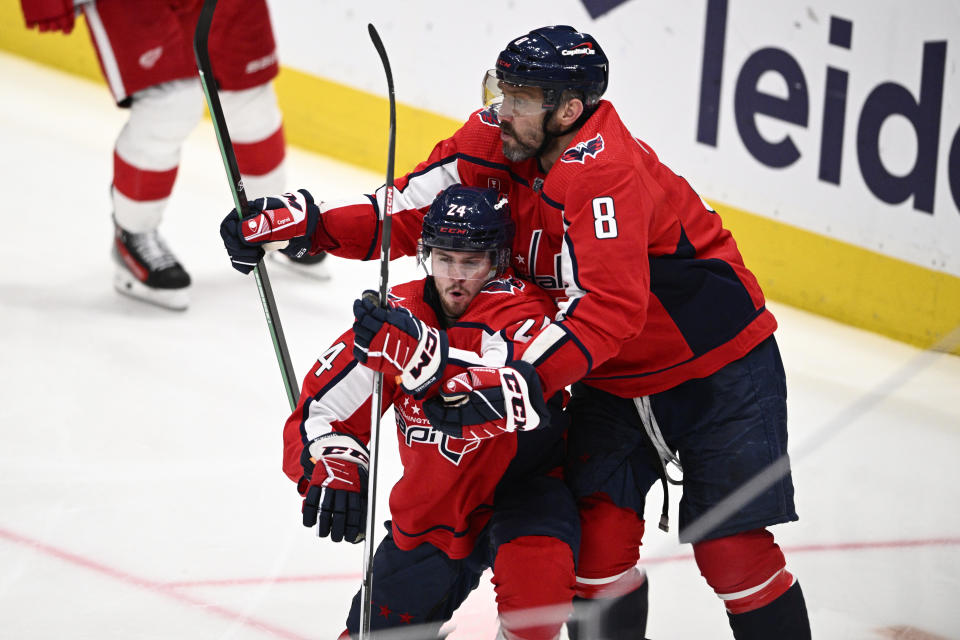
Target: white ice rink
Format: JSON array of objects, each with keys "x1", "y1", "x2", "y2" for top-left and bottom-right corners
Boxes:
[{"x1": 2, "y1": 52, "x2": 959, "y2": 639}]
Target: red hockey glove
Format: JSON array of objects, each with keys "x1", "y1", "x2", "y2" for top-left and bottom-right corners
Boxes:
[
  {"x1": 352, "y1": 292, "x2": 449, "y2": 398},
  {"x1": 424, "y1": 361, "x2": 549, "y2": 439},
  {"x1": 300, "y1": 433, "x2": 369, "y2": 543},
  {"x1": 219, "y1": 189, "x2": 320, "y2": 274},
  {"x1": 21, "y1": 0, "x2": 75, "y2": 33}
]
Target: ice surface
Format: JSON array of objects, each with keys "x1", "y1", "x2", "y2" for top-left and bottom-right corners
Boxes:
[{"x1": 1, "y1": 52, "x2": 958, "y2": 639}]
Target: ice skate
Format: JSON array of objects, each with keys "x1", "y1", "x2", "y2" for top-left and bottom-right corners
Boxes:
[{"x1": 112, "y1": 222, "x2": 191, "y2": 310}]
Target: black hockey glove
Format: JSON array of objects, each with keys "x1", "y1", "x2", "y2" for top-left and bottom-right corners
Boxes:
[
  {"x1": 219, "y1": 189, "x2": 320, "y2": 274},
  {"x1": 424, "y1": 361, "x2": 549, "y2": 439},
  {"x1": 299, "y1": 433, "x2": 369, "y2": 543}
]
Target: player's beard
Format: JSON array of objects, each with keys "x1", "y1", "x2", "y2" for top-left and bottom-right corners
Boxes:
[
  {"x1": 438, "y1": 283, "x2": 472, "y2": 320},
  {"x1": 500, "y1": 120, "x2": 543, "y2": 163}
]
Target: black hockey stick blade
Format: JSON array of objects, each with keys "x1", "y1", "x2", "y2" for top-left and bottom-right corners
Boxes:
[{"x1": 193, "y1": 0, "x2": 299, "y2": 411}]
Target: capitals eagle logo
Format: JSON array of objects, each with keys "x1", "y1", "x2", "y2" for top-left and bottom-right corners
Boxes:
[
  {"x1": 477, "y1": 106, "x2": 500, "y2": 127},
  {"x1": 561, "y1": 134, "x2": 605, "y2": 164},
  {"x1": 483, "y1": 277, "x2": 526, "y2": 295}
]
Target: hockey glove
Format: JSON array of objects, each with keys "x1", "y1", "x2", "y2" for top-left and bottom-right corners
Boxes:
[
  {"x1": 219, "y1": 189, "x2": 320, "y2": 274},
  {"x1": 300, "y1": 433, "x2": 369, "y2": 543},
  {"x1": 424, "y1": 361, "x2": 549, "y2": 440},
  {"x1": 21, "y1": 0, "x2": 75, "y2": 34},
  {"x1": 352, "y1": 292, "x2": 449, "y2": 398}
]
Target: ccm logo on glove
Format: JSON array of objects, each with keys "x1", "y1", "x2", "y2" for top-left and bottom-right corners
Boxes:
[
  {"x1": 443, "y1": 367, "x2": 539, "y2": 432},
  {"x1": 300, "y1": 433, "x2": 369, "y2": 544},
  {"x1": 426, "y1": 361, "x2": 549, "y2": 440},
  {"x1": 408, "y1": 331, "x2": 440, "y2": 379}
]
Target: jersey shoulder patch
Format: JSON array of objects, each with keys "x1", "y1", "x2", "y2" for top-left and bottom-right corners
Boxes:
[
  {"x1": 481, "y1": 276, "x2": 526, "y2": 295},
  {"x1": 476, "y1": 105, "x2": 501, "y2": 128},
  {"x1": 561, "y1": 133, "x2": 605, "y2": 164}
]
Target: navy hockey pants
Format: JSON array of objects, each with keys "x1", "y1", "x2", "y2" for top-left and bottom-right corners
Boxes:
[
  {"x1": 564, "y1": 335, "x2": 798, "y2": 544},
  {"x1": 344, "y1": 474, "x2": 580, "y2": 638}
]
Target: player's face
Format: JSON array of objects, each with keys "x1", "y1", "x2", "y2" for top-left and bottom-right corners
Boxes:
[
  {"x1": 497, "y1": 83, "x2": 549, "y2": 162},
  {"x1": 431, "y1": 249, "x2": 493, "y2": 319}
]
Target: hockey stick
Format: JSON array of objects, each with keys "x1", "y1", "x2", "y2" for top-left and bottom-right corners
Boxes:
[
  {"x1": 193, "y1": 0, "x2": 298, "y2": 411},
  {"x1": 359, "y1": 23, "x2": 396, "y2": 640}
]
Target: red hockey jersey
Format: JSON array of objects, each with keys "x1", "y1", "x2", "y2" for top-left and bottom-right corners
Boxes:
[
  {"x1": 311, "y1": 101, "x2": 776, "y2": 398},
  {"x1": 282, "y1": 276, "x2": 561, "y2": 559}
]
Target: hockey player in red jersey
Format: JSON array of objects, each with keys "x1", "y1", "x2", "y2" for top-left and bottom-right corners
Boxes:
[
  {"x1": 221, "y1": 25, "x2": 810, "y2": 640},
  {"x1": 20, "y1": 0, "x2": 325, "y2": 310},
  {"x1": 283, "y1": 185, "x2": 579, "y2": 640}
]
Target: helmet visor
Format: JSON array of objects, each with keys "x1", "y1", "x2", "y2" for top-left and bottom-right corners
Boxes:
[
  {"x1": 419, "y1": 245, "x2": 496, "y2": 281},
  {"x1": 482, "y1": 69, "x2": 551, "y2": 117},
  {"x1": 482, "y1": 69, "x2": 503, "y2": 109}
]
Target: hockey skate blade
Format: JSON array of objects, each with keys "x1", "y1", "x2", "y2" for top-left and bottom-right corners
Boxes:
[
  {"x1": 267, "y1": 251, "x2": 332, "y2": 281},
  {"x1": 113, "y1": 268, "x2": 190, "y2": 311}
]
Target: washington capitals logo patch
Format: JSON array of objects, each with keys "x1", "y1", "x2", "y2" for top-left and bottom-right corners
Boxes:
[
  {"x1": 483, "y1": 277, "x2": 526, "y2": 295},
  {"x1": 561, "y1": 134, "x2": 605, "y2": 164},
  {"x1": 386, "y1": 291, "x2": 404, "y2": 308},
  {"x1": 477, "y1": 106, "x2": 500, "y2": 127}
]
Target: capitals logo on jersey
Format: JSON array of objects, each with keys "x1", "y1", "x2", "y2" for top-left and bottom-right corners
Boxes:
[
  {"x1": 396, "y1": 401, "x2": 480, "y2": 465},
  {"x1": 516, "y1": 229, "x2": 565, "y2": 292},
  {"x1": 477, "y1": 106, "x2": 500, "y2": 128},
  {"x1": 483, "y1": 277, "x2": 526, "y2": 295},
  {"x1": 561, "y1": 134, "x2": 605, "y2": 164}
]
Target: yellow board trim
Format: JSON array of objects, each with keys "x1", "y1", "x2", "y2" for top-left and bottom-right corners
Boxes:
[
  {"x1": 0, "y1": 8, "x2": 461, "y2": 174},
  {"x1": 2, "y1": 7, "x2": 958, "y2": 355},
  {"x1": 0, "y1": 6, "x2": 103, "y2": 84},
  {"x1": 715, "y1": 202, "x2": 960, "y2": 355},
  {"x1": 272, "y1": 65, "x2": 461, "y2": 176}
]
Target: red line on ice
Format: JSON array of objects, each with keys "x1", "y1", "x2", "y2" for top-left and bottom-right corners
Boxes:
[
  {"x1": 0, "y1": 526, "x2": 312, "y2": 640},
  {"x1": 4, "y1": 524, "x2": 957, "y2": 603},
  {"x1": 162, "y1": 573, "x2": 360, "y2": 588},
  {"x1": 643, "y1": 536, "x2": 960, "y2": 565},
  {"x1": 165, "y1": 536, "x2": 960, "y2": 585}
]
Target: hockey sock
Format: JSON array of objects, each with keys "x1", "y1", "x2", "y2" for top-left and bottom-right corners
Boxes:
[
  {"x1": 220, "y1": 84, "x2": 287, "y2": 198},
  {"x1": 567, "y1": 571, "x2": 649, "y2": 640},
  {"x1": 233, "y1": 124, "x2": 285, "y2": 178},
  {"x1": 727, "y1": 581, "x2": 811, "y2": 640},
  {"x1": 113, "y1": 150, "x2": 178, "y2": 202},
  {"x1": 112, "y1": 151, "x2": 178, "y2": 233},
  {"x1": 574, "y1": 493, "x2": 646, "y2": 599},
  {"x1": 693, "y1": 528, "x2": 791, "y2": 613},
  {"x1": 570, "y1": 495, "x2": 648, "y2": 640},
  {"x1": 113, "y1": 78, "x2": 203, "y2": 232},
  {"x1": 492, "y1": 536, "x2": 576, "y2": 640},
  {"x1": 693, "y1": 528, "x2": 811, "y2": 639}
]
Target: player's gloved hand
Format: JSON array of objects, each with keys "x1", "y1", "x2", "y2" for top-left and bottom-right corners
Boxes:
[
  {"x1": 299, "y1": 433, "x2": 369, "y2": 543},
  {"x1": 21, "y1": 0, "x2": 75, "y2": 34},
  {"x1": 352, "y1": 292, "x2": 449, "y2": 397},
  {"x1": 219, "y1": 189, "x2": 320, "y2": 274},
  {"x1": 424, "y1": 361, "x2": 549, "y2": 439}
]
